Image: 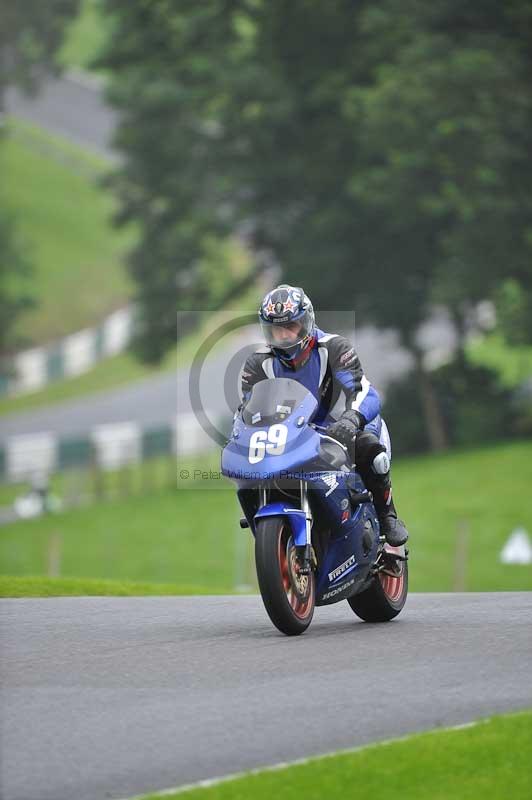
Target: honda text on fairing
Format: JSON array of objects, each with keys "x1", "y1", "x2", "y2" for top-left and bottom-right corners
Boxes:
[{"x1": 221, "y1": 377, "x2": 408, "y2": 635}]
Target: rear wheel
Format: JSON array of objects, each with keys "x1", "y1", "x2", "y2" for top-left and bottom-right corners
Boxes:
[
  {"x1": 347, "y1": 545, "x2": 408, "y2": 622},
  {"x1": 255, "y1": 517, "x2": 315, "y2": 635}
]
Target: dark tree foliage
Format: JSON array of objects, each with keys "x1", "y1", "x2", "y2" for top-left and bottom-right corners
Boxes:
[
  {"x1": 98, "y1": 0, "x2": 377, "y2": 361},
  {"x1": 100, "y1": 1, "x2": 532, "y2": 442},
  {"x1": 0, "y1": 214, "x2": 34, "y2": 354},
  {"x1": 0, "y1": 0, "x2": 81, "y2": 103},
  {"x1": 383, "y1": 359, "x2": 513, "y2": 455}
]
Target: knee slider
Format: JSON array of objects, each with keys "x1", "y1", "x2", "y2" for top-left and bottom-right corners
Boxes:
[{"x1": 372, "y1": 451, "x2": 390, "y2": 475}]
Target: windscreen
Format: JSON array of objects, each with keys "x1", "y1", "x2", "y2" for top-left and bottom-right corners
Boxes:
[{"x1": 242, "y1": 378, "x2": 312, "y2": 426}]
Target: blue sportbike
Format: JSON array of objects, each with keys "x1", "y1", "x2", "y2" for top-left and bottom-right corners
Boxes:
[{"x1": 221, "y1": 377, "x2": 408, "y2": 635}]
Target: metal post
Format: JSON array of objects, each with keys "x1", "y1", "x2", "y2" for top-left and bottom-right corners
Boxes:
[
  {"x1": 47, "y1": 532, "x2": 62, "y2": 578},
  {"x1": 453, "y1": 519, "x2": 470, "y2": 592}
]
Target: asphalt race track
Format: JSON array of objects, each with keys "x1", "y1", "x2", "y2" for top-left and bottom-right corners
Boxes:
[
  {"x1": 1, "y1": 592, "x2": 531, "y2": 800},
  {"x1": 6, "y1": 74, "x2": 117, "y2": 160}
]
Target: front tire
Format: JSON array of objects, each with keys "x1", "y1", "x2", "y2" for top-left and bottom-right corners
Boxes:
[
  {"x1": 347, "y1": 545, "x2": 408, "y2": 622},
  {"x1": 255, "y1": 517, "x2": 315, "y2": 635}
]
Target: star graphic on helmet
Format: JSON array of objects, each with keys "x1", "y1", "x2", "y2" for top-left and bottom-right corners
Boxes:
[
  {"x1": 265, "y1": 301, "x2": 275, "y2": 315},
  {"x1": 284, "y1": 299, "x2": 295, "y2": 312}
]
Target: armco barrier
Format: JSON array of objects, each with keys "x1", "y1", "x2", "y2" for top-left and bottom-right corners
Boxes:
[
  {"x1": 0, "y1": 306, "x2": 135, "y2": 397},
  {"x1": 0, "y1": 413, "x2": 232, "y2": 483}
]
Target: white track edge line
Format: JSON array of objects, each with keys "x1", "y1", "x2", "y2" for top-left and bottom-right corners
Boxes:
[{"x1": 117, "y1": 717, "x2": 490, "y2": 800}]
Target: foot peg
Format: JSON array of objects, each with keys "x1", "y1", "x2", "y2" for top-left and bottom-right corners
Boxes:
[{"x1": 374, "y1": 547, "x2": 408, "y2": 578}]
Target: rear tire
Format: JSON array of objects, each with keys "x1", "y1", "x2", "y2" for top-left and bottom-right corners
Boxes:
[
  {"x1": 255, "y1": 517, "x2": 315, "y2": 635},
  {"x1": 347, "y1": 545, "x2": 408, "y2": 622}
]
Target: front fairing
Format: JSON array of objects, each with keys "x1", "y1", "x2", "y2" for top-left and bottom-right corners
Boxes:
[{"x1": 221, "y1": 378, "x2": 320, "y2": 480}]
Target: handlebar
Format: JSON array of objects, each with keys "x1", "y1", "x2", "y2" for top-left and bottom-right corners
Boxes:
[{"x1": 316, "y1": 431, "x2": 349, "y2": 452}]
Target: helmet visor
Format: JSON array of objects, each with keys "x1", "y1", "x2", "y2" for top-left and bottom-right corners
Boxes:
[{"x1": 259, "y1": 309, "x2": 313, "y2": 350}]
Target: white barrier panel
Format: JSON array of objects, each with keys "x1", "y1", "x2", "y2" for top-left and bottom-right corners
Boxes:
[
  {"x1": 2, "y1": 305, "x2": 135, "y2": 398},
  {"x1": 175, "y1": 414, "x2": 216, "y2": 456},
  {"x1": 6, "y1": 432, "x2": 57, "y2": 481},
  {"x1": 13, "y1": 347, "x2": 47, "y2": 393},
  {"x1": 91, "y1": 422, "x2": 141, "y2": 470},
  {"x1": 63, "y1": 328, "x2": 96, "y2": 377},
  {"x1": 102, "y1": 307, "x2": 133, "y2": 356}
]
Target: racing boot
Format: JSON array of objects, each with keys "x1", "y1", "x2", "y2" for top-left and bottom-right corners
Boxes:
[
  {"x1": 364, "y1": 453, "x2": 409, "y2": 547},
  {"x1": 374, "y1": 484, "x2": 409, "y2": 547}
]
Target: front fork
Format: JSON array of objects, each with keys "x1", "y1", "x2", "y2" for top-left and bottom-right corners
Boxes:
[
  {"x1": 296, "y1": 480, "x2": 314, "y2": 574},
  {"x1": 256, "y1": 480, "x2": 314, "y2": 575}
]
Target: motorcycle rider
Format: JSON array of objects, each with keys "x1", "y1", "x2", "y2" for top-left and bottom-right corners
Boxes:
[{"x1": 240, "y1": 284, "x2": 409, "y2": 547}]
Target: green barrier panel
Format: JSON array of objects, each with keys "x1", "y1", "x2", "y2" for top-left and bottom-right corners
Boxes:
[
  {"x1": 57, "y1": 437, "x2": 92, "y2": 471},
  {"x1": 46, "y1": 345, "x2": 64, "y2": 382},
  {"x1": 0, "y1": 371, "x2": 10, "y2": 396},
  {"x1": 142, "y1": 426, "x2": 173, "y2": 458},
  {"x1": 93, "y1": 325, "x2": 105, "y2": 360}
]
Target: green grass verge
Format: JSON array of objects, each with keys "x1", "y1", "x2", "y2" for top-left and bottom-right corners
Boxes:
[
  {"x1": 397, "y1": 438, "x2": 532, "y2": 592},
  {"x1": 138, "y1": 710, "x2": 532, "y2": 800},
  {"x1": 0, "y1": 576, "x2": 231, "y2": 597},
  {"x1": 0, "y1": 480, "x2": 250, "y2": 589},
  {"x1": 1, "y1": 440, "x2": 531, "y2": 593},
  {"x1": 3, "y1": 117, "x2": 135, "y2": 346}
]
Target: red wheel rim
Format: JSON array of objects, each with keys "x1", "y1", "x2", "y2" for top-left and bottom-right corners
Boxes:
[
  {"x1": 379, "y1": 545, "x2": 405, "y2": 603},
  {"x1": 277, "y1": 525, "x2": 314, "y2": 620}
]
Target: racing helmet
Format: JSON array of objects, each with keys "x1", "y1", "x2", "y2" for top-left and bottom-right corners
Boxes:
[{"x1": 258, "y1": 284, "x2": 316, "y2": 368}]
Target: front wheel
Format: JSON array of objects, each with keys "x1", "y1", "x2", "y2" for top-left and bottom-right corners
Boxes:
[
  {"x1": 255, "y1": 517, "x2": 315, "y2": 635},
  {"x1": 347, "y1": 545, "x2": 408, "y2": 622}
]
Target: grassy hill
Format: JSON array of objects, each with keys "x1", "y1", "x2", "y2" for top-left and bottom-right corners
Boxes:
[
  {"x1": 4, "y1": 118, "x2": 135, "y2": 347},
  {"x1": 1, "y1": 440, "x2": 531, "y2": 594},
  {"x1": 58, "y1": 0, "x2": 112, "y2": 73}
]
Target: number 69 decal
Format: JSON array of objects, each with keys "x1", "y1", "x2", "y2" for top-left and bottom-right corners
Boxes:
[{"x1": 248, "y1": 424, "x2": 288, "y2": 464}]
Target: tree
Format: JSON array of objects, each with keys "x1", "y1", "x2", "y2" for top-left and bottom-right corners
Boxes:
[
  {"x1": 347, "y1": 1, "x2": 532, "y2": 338},
  {"x1": 0, "y1": 213, "x2": 34, "y2": 353},
  {"x1": 0, "y1": 0, "x2": 81, "y2": 110},
  {"x1": 99, "y1": 0, "x2": 376, "y2": 360},
  {"x1": 337, "y1": 0, "x2": 532, "y2": 445},
  {"x1": 496, "y1": 278, "x2": 532, "y2": 346},
  {"x1": 100, "y1": 0, "x2": 532, "y2": 446}
]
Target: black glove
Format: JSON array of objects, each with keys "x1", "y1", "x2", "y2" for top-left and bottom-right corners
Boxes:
[{"x1": 326, "y1": 410, "x2": 365, "y2": 453}]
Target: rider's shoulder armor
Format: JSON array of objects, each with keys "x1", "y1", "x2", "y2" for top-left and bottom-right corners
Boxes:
[
  {"x1": 314, "y1": 331, "x2": 366, "y2": 420},
  {"x1": 317, "y1": 331, "x2": 362, "y2": 374},
  {"x1": 241, "y1": 347, "x2": 273, "y2": 395}
]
